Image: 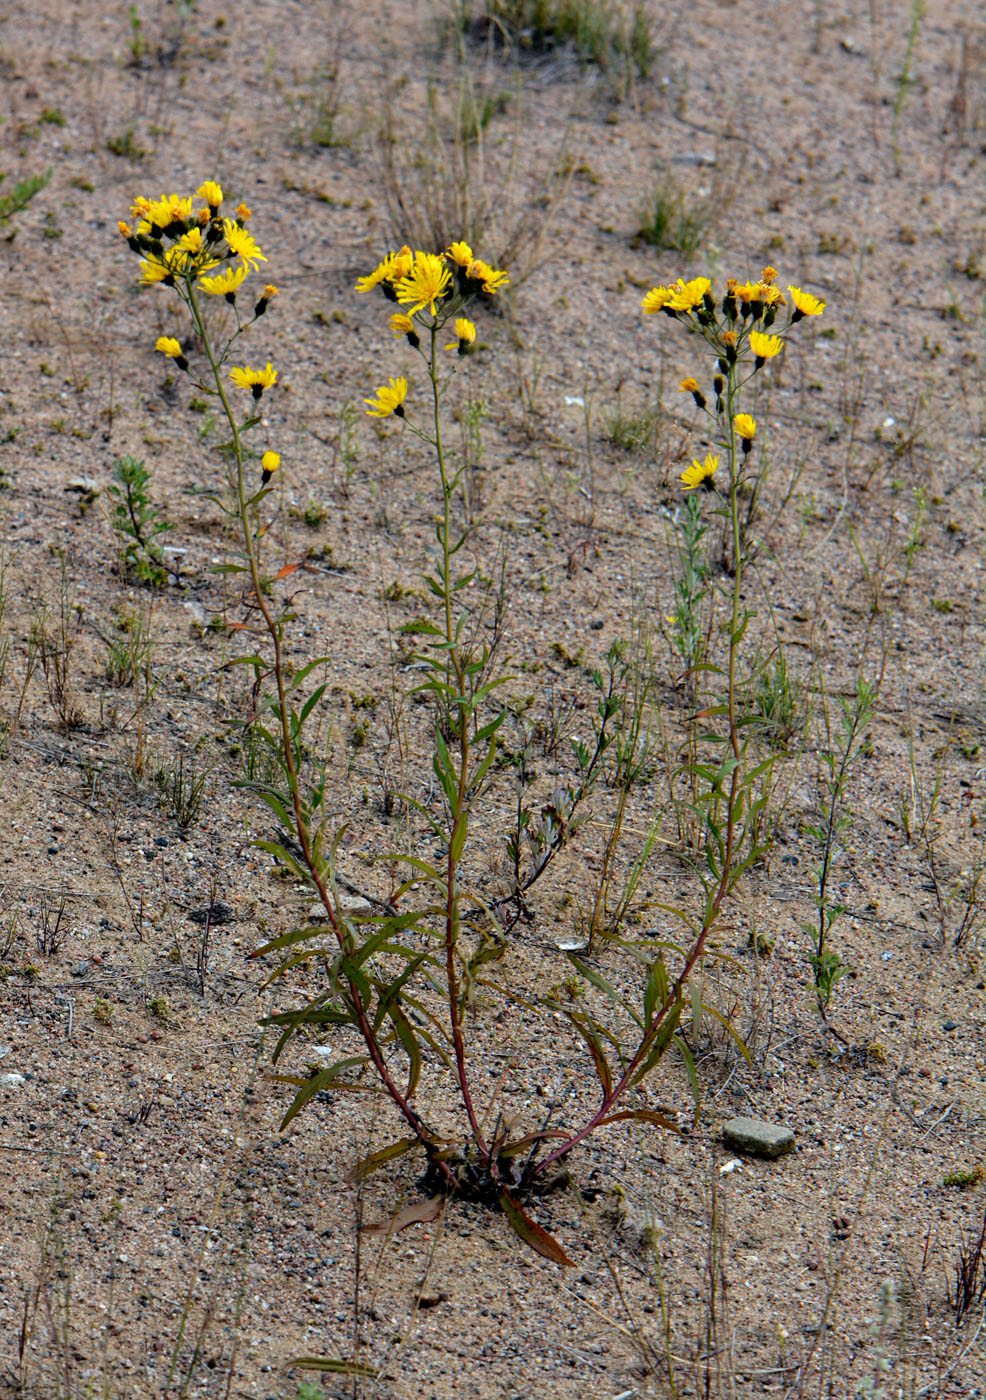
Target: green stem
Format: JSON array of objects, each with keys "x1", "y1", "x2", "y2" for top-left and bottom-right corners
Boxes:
[
  {"x1": 186, "y1": 282, "x2": 444, "y2": 1170},
  {"x1": 427, "y1": 321, "x2": 489, "y2": 1165}
]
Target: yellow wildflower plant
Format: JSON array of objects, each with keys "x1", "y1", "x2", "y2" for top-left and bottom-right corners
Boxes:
[{"x1": 261, "y1": 450, "x2": 280, "y2": 484}]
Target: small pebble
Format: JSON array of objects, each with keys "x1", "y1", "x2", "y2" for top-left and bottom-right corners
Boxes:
[{"x1": 0, "y1": 1072, "x2": 26, "y2": 1087}]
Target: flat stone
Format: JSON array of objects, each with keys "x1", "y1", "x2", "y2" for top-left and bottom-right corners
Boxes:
[
  {"x1": 723, "y1": 1116, "x2": 795, "y2": 1159},
  {"x1": 0, "y1": 1072, "x2": 26, "y2": 1087}
]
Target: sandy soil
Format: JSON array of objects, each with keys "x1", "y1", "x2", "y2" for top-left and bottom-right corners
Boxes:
[{"x1": 1, "y1": 1, "x2": 986, "y2": 1397}]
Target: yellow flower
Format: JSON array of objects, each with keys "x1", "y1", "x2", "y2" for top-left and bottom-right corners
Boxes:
[
  {"x1": 118, "y1": 220, "x2": 133, "y2": 239},
  {"x1": 199, "y1": 262, "x2": 249, "y2": 298},
  {"x1": 138, "y1": 248, "x2": 186, "y2": 285},
  {"x1": 355, "y1": 246, "x2": 413, "y2": 294},
  {"x1": 679, "y1": 377, "x2": 700, "y2": 393},
  {"x1": 365, "y1": 376, "x2": 408, "y2": 418},
  {"x1": 197, "y1": 180, "x2": 223, "y2": 209},
  {"x1": 223, "y1": 219, "x2": 267, "y2": 270},
  {"x1": 642, "y1": 285, "x2": 672, "y2": 314},
  {"x1": 176, "y1": 225, "x2": 208, "y2": 256},
  {"x1": 760, "y1": 266, "x2": 778, "y2": 284},
  {"x1": 466, "y1": 257, "x2": 509, "y2": 295},
  {"x1": 668, "y1": 277, "x2": 711, "y2": 312},
  {"x1": 445, "y1": 316, "x2": 476, "y2": 351},
  {"x1": 734, "y1": 281, "x2": 760, "y2": 304},
  {"x1": 230, "y1": 362, "x2": 278, "y2": 398},
  {"x1": 396, "y1": 252, "x2": 452, "y2": 315},
  {"x1": 733, "y1": 413, "x2": 756, "y2": 441},
  {"x1": 235, "y1": 203, "x2": 252, "y2": 222},
  {"x1": 789, "y1": 285, "x2": 826, "y2": 318},
  {"x1": 446, "y1": 240, "x2": 474, "y2": 268},
  {"x1": 389, "y1": 312, "x2": 416, "y2": 337},
  {"x1": 759, "y1": 283, "x2": 786, "y2": 308},
  {"x1": 261, "y1": 450, "x2": 280, "y2": 484},
  {"x1": 261, "y1": 284, "x2": 279, "y2": 300},
  {"x1": 155, "y1": 336, "x2": 183, "y2": 358},
  {"x1": 130, "y1": 196, "x2": 152, "y2": 220},
  {"x1": 145, "y1": 194, "x2": 193, "y2": 231},
  {"x1": 749, "y1": 330, "x2": 783, "y2": 361},
  {"x1": 680, "y1": 453, "x2": 719, "y2": 491}
]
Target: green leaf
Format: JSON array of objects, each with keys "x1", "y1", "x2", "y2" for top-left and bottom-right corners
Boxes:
[
  {"x1": 629, "y1": 994, "x2": 683, "y2": 1087},
  {"x1": 500, "y1": 1191, "x2": 573, "y2": 1266},
  {"x1": 701, "y1": 1002, "x2": 751, "y2": 1063},
  {"x1": 349, "y1": 1137, "x2": 421, "y2": 1183},
  {"x1": 675, "y1": 1034, "x2": 701, "y2": 1118},
  {"x1": 278, "y1": 1058, "x2": 372, "y2": 1129},
  {"x1": 643, "y1": 956, "x2": 669, "y2": 1028},
  {"x1": 562, "y1": 1010, "x2": 613, "y2": 1098},
  {"x1": 289, "y1": 1356, "x2": 378, "y2": 1379},
  {"x1": 595, "y1": 1107, "x2": 680, "y2": 1133},
  {"x1": 387, "y1": 1001, "x2": 423, "y2": 1099},
  {"x1": 299, "y1": 682, "x2": 328, "y2": 726}
]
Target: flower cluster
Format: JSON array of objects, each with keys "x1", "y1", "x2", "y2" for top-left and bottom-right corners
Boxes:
[
  {"x1": 119, "y1": 182, "x2": 282, "y2": 487},
  {"x1": 645, "y1": 267, "x2": 825, "y2": 492},
  {"x1": 357, "y1": 241, "x2": 508, "y2": 418}
]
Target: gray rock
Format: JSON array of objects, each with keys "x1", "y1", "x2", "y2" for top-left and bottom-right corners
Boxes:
[
  {"x1": 0, "y1": 1072, "x2": 26, "y2": 1087},
  {"x1": 723, "y1": 1116, "x2": 795, "y2": 1159},
  {"x1": 70, "y1": 961, "x2": 89, "y2": 978}
]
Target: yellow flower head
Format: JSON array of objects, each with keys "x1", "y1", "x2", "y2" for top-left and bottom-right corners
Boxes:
[
  {"x1": 197, "y1": 180, "x2": 223, "y2": 209},
  {"x1": 130, "y1": 196, "x2": 152, "y2": 220},
  {"x1": 446, "y1": 316, "x2": 476, "y2": 351},
  {"x1": 668, "y1": 277, "x2": 711, "y2": 312},
  {"x1": 642, "y1": 285, "x2": 673, "y2": 314},
  {"x1": 235, "y1": 203, "x2": 252, "y2": 222},
  {"x1": 466, "y1": 258, "x2": 509, "y2": 295},
  {"x1": 758, "y1": 283, "x2": 786, "y2": 308},
  {"x1": 389, "y1": 312, "x2": 416, "y2": 338},
  {"x1": 138, "y1": 248, "x2": 186, "y2": 285},
  {"x1": 446, "y1": 240, "x2": 474, "y2": 268},
  {"x1": 230, "y1": 362, "x2": 278, "y2": 398},
  {"x1": 262, "y1": 284, "x2": 279, "y2": 300},
  {"x1": 733, "y1": 413, "x2": 756, "y2": 441},
  {"x1": 145, "y1": 194, "x2": 193, "y2": 231},
  {"x1": 355, "y1": 246, "x2": 413, "y2": 294},
  {"x1": 365, "y1": 376, "x2": 408, "y2": 418},
  {"x1": 789, "y1": 285, "x2": 826, "y2": 318},
  {"x1": 734, "y1": 281, "x2": 760, "y2": 304},
  {"x1": 223, "y1": 219, "x2": 266, "y2": 270},
  {"x1": 155, "y1": 336, "x2": 183, "y2": 358},
  {"x1": 396, "y1": 252, "x2": 452, "y2": 316},
  {"x1": 261, "y1": 450, "x2": 280, "y2": 484},
  {"x1": 760, "y1": 266, "x2": 778, "y2": 284},
  {"x1": 118, "y1": 220, "x2": 133, "y2": 239},
  {"x1": 199, "y1": 262, "x2": 249, "y2": 298},
  {"x1": 749, "y1": 330, "x2": 783, "y2": 361},
  {"x1": 679, "y1": 377, "x2": 700, "y2": 393},
  {"x1": 680, "y1": 453, "x2": 719, "y2": 491},
  {"x1": 176, "y1": 225, "x2": 206, "y2": 255}
]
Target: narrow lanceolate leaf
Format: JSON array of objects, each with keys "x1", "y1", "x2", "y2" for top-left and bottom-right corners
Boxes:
[
  {"x1": 387, "y1": 1001, "x2": 423, "y2": 1099},
  {"x1": 563, "y1": 1011, "x2": 613, "y2": 1099},
  {"x1": 499, "y1": 1191, "x2": 573, "y2": 1266},
  {"x1": 289, "y1": 1356, "x2": 378, "y2": 1379},
  {"x1": 629, "y1": 993, "x2": 683, "y2": 1087},
  {"x1": 594, "y1": 1108, "x2": 681, "y2": 1134},
  {"x1": 348, "y1": 1137, "x2": 420, "y2": 1183},
  {"x1": 362, "y1": 1195, "x2": 444, "y2": 1236},
  {"x1": 277, "y1": 1058, "x2": 372, "y2": 1130}
]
